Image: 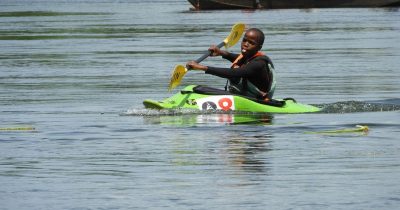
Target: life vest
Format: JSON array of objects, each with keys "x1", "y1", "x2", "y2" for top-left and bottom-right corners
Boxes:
[
  {"x1": 231, "y1": 51, "x2": 265, "y2": 68},
  {"x1": 228, "y1": 52, "x2": 276, "y2": 100}
]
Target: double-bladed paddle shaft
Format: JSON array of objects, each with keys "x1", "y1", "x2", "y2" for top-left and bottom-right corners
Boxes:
[
  {"x1": 194, "y1": 42, "x2": 225, "y2": 63},
  {"x1": 168, "y1": 23, "x2": 245, "y2": 91}
]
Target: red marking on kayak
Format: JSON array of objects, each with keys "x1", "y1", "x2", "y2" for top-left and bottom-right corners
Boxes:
[{"x1": 218, "y1": 97, "x2": 233, "y2": 111}]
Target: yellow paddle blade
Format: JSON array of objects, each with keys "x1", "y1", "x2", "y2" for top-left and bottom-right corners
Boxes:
[
  {"x1": 168, "y1": 64, "x2": 187, "y2": 91},
  {"x1": 223, "y1": 22, "x2": 245, "y2": 48}
]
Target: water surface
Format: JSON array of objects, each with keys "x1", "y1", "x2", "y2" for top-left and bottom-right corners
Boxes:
[{"x1": 1, "y1": 1, "x2": 400, "y2": 209}]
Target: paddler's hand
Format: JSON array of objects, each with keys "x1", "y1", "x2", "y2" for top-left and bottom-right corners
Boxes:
[
  {"x1": 208, "y1": 45, "x2": 228, "y2": 57},
  {"x1": 186, "y1": 61, "x2": 208, "y2": 71}
]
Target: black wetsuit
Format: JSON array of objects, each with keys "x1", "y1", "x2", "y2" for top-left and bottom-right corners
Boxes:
[{"x1": 205, "y1": 52, "x2": 275, "y2": 98}]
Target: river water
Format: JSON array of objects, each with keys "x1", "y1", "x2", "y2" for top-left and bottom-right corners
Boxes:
[{"x1": 1, "y1": 0, "x2": 400, "y2": 209}]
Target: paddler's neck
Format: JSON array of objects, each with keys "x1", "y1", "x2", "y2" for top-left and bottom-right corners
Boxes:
[{"x1": 242, "y1": 51, "x2": 263, "y2": 60}]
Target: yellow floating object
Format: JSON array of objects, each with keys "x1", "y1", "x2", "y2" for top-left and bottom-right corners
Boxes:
[
  {"x1": 305, "y1": 125, "x2": 369, "y2": 134},
  {"x1": 0, "y1": 127, "x2": 35, "y2": 131}
]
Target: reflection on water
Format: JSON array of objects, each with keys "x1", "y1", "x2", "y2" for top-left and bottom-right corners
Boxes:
[
  {"x1": 167, "y1": 125, "x2": 273, "y2": 175},
  {"x1": 141, "y1": 113, "x2": 273, "y2": 125},
  {"x1": 226, "y1": 131, "x2": 273, "y2": 174}
]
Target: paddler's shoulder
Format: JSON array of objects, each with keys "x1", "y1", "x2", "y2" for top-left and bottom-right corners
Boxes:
[{"x1": 252, "y1": 53, "x2": 274, "y2": 66}]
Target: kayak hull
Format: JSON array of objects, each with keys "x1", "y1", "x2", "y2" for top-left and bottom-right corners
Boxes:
[{"x1": 143, "y1": 85, "x2": 320, "y2": 114}]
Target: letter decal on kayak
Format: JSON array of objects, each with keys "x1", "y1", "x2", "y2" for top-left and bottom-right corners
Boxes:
[
  {"x1": 201, "y1": 101, "x2": 217, "y2": 110},
  {"x1": 196, "y1": 96, "x2": 235, "y2": 111}
]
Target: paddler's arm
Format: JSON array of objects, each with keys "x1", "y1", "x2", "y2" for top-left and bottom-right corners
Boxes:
[
  {"x1": 186, "y1": 61, "x2": 208, "y2": 71},
  {"x1": 209, "y1": 45, "x2": 239, "y2": 62},
  {"x1": 205, "y1": 65, "x2": 255, "y2": 79},
  {"x1": 186, "y1": 60, "x2": 262, "y2": 79},
  {"x1": 185, "y1": 45, "x2": 240, "y2": 70}
]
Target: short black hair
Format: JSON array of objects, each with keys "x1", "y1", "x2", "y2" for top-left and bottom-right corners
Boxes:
[{"x1": 248, "y1": 28, "x2": 265, "y2": 46}]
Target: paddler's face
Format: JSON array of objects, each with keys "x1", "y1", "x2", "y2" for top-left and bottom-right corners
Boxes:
[{"x1": 241, "y1": 30, "x2": 262, "y2": 57}]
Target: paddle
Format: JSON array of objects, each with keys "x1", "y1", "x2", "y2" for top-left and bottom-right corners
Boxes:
[{"x1": 168, "y1": 23, "x2": 245, "y2": 91}]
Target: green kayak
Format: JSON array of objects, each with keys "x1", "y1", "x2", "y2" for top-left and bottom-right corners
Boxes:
[{"x1": 143, "y1": 85, "x2": 321, "y2": 114}]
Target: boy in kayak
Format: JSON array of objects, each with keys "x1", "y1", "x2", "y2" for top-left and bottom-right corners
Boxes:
[{"x1": 186, "y1": 28, "x2": 276, "y2": 100}]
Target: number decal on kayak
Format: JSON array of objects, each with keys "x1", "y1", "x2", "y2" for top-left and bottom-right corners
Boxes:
[
  {"x1": 196, "y1": 96, "x2": 235, "y2": 111},
  {"x1": 218, "y1": 97, "x2": 233, "y2": 111}
]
